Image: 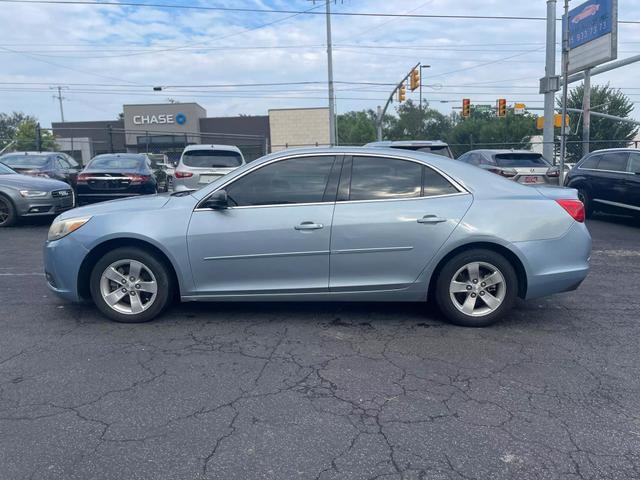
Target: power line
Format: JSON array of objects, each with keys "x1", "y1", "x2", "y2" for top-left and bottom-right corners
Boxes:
[{"x1": 2, "y1": 0, "x2": 639, "y2": 24}]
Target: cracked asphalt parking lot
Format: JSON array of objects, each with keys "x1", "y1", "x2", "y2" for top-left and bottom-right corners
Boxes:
[{"x1": 1, "y1": 216, "x2": 639, "y2": 480}]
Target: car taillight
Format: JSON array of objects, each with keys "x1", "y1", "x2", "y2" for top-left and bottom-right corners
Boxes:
[
  {"x1": 127, "y1": 174, "x2": 150, "y2": 183},
  {"x1": 556, "y1": 199, "x2": 585, "y2": 223},
  {"x1": 488, "y1": 167, "x2": 517, "y2": 178},
  {"x1": 174, "y1": 170, "x2": 193, "y2": 178},
  {"x1": 77, "y1": 173, "x2": 90, "y2": 183},
  {"x1": 547, "y1": 168, "x2": 560, "y2": 177}
]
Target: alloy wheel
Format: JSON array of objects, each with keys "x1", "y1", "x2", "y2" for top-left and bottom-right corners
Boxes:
[
  {"x1": 0, "y1": 198, "x2": 9, "y2": 225},
  {"x1": 449, "y1": 261, "x2": 506, "y2": 317},
  {"x1": 99, "y1": 259, "x2": 158, "y2": 315}
]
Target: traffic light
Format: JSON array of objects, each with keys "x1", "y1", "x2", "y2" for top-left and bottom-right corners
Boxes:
[
  {"x1": 397, "y1": 83, "x2": 406, "y2": 102},
  {"x1": 497, "y1": 98, "x2": 507, "y2": 117},
  {"x1": 410, "y1": 69, "x2": 420, "y2": 91},
  {"x1": 462, "y1": 98, "x2": 470, "y2": 118}
]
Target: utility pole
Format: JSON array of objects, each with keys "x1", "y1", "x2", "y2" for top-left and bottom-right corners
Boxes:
[
  {"x1": 324, "y1": 0, "x2": 336, "y2": 146},
  {"x1": 582, "y1": 68, "x2": 591, "y2": 157},
  {"x1": 559, "y1": 0, "x2": 570, "y2": 185},
  {"x1": 541, "y1": 0, "x2": 558, "y2": 163},
  {"x1": 35, "y1": 123, "x2": 42, "y2": 151},
  {"x1": 419, "y1": 64, "x2": 430, "y2": 137},
  {"x1": 51, "y1": 86, "x2": 67, "y2": 122}
]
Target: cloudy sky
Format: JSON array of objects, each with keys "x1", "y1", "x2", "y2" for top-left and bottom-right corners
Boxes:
[{"x1": 1, "y1": 0, "x2": 639, "y2": 127}]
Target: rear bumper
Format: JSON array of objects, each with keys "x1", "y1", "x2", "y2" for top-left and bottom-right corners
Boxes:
[
  {"x1": 43, "y1": 234, "x2": 88, "y2": 302},
  {"x1": 76, "y1": 184, "x2": 155, "y2": 203},
  {"x1": 515, "y1": 221, "x2": 591, "y2": 300}
]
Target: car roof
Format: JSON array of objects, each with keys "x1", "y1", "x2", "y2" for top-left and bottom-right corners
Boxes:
[
  {"x1": 589, "y1": 148, "x2": 640, "y2": 154},
  {"x1": 183, "y1": 144, "x2": 242, "y2": 153},
  {"x1": 466, "y1": 149, "x2": 541, "y2": 155},
  {"x1": 0, "y1": 151, "x2": 59, "y2": 156},
  {"x1": 365, "y1": 140, "x2": 449, "y2": 147}
]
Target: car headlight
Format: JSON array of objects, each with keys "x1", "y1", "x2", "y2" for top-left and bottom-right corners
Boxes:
[
  {"x1": 47, "y1": 216, "x2": 92, "y2": 242},
  {"x1": 19, "y1": 190, "x2": 48, "y2": 198}
]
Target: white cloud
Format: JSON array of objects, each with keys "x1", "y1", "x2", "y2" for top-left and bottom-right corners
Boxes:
[{"x1": 0, "y1": 0, "x2": 638, "y2": 126}]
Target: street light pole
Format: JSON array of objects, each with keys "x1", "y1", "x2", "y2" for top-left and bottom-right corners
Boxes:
[
  {"x1": 419, "y1": 64, "x2": 430, "y2": 137},
  {"x1": 324, "y1": 0, "x2": 336, "y2": 146},
  {"x1": 542, "y1": 0, "x2": 558, "y2": 163},
  {"x1": 559, "y1": 0, "x2": 570, "y2": 185}
]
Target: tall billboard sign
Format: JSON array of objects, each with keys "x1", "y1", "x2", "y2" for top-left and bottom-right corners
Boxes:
[{"x1": 563, "y1": 0, "x2": 618, "y2": 74}]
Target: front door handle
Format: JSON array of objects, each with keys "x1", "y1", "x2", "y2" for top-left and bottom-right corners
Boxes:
[
  {"x1": 295, "y1": 221, "x2": 324, "y2": 231},
  {"x1": 417, "y1": 215, "x2": 447, "y2": 224}
]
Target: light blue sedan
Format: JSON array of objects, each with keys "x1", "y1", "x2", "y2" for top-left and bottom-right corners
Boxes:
[{"x1": 43, "y1": 147, "x2": 591, "y2": 327}]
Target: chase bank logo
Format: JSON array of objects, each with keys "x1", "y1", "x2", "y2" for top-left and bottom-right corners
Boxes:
[{"x1": 175, "y1": 113, "x2": 187, "y2": 125}]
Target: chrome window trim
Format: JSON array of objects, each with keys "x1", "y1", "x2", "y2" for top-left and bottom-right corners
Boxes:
[
  {"x1": 593, "y1": 198, "x2": 640, "y2": 212},
  {"x1": 195, "y1": 151, "x2": 469, "y2": 211},
  {"x1": 576, "y1": 167, "x2": 634, "y2": 175},
  {"x1": 336, "y1": 191, "x2": 469, "y2": 206}
]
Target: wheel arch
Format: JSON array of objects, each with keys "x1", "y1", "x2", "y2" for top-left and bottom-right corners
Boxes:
[
  {"x1": 427, "y1": 241, "x2": 528, "y2": 301},
  {"x1": 77, "y1": 237, "x2": 181, "y2": 301}
]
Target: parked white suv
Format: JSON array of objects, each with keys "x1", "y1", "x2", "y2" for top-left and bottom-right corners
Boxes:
[{"x1": 173, "y1": 144, "x2": 245, "y2": 190}]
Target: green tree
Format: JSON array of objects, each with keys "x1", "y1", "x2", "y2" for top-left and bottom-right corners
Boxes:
[
  {"x1": 387, "y1": 99, "x2": 453, "y2": 141},
  {"x1": 337, "y1": 109, "x2": 396, "y2": 145},
  {"x1": 561, "y1": 83, "x2": 638, "y2": 161},
  {"x1": 14, "y1": 119, "x2": 58, "y2": 151},
  {"x1": 446, "y1": 108, "x2": 538, "y2": 157},
  {"x1": 0, "y1": 111, "x2": 35, "y2": 150}
]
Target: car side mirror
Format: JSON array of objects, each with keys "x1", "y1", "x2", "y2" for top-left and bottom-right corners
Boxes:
[{"x1": 202, "y1": 190, "x2": 229, "y2": 210}]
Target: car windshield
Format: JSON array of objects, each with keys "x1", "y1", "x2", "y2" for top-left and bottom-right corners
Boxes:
[
  {"x1": 88, "y1": 156, "x2": 144, "y2": 170},
  {"x1": 494, "y1": 153, "x2": 550, "y2": 167},
  {"x1": 182, "y1": 150, "x2": 242, "y2": 168},
  {"x1": 1, "y1": 154, "x2": 50, "y2": 168},
  {"x1": 0, "y1": 162, "x2": 16, "y2": 174}
]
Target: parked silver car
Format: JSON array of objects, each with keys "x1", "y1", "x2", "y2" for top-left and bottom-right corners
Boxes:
[
  {"x1": 0, "y1": 162, "x2": 74, "y2": 227},
  {"x1": 457, "y1": 149, "x2": 560, "y2": 185},
  {"x1": 173, "y1": 144, "x2": 245, "y2": 189},
  {"x1": 44, "y1": 147, "x2": 590, "y2": 327}
]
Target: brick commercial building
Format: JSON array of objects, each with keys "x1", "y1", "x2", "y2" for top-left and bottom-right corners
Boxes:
[{"x1": 52, "y1": 103, "x2": 330, "y2": 164}]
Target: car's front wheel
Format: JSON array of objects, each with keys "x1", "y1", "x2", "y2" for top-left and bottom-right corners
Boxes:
[
  {"x1": 0, "y1": 195, "x2": 17, "y2": 227},
  {"x1": 435, "y1": 249, "x2": 518, "y2": 327},
  {"x1": 90, "y1": 247, "x2": 172, "y2": 323}
]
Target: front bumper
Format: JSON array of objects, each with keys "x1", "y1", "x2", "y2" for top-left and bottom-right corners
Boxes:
[
  {"x1": 43, "y1": 234, "x2": 89, "y2": 302},
  {"x1": 17, "y1": 192, "x2": 75, "y2": 217},
  {"x1": 515, "y1": 221, "x2": 591, "y2": 300}
]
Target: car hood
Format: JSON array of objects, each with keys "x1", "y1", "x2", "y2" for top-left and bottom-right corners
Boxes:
[
  {"x1": 56, "y1": 193, "x2": 172, "y2": 220},
  {"x1": 0, "y1": 173, "x2": 69, "y2": 191}
]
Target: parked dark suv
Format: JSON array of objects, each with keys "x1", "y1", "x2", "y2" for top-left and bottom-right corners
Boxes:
[{"x1": 565, "y1": 148, "x2": 640, "y2": 217}]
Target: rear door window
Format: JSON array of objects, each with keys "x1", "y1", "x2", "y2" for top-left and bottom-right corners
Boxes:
[
  {"x1": 349, "y1": 156, "x2": 422, "y2": 201},
  {"x1": 182, "y1": 150, "x2": 242, "y2": 168},
  {"x1": 596, "y1": 152, "x2": 629, "y2": 172},
  {"x1": 628, "y1": 153, "x2": 640, "y2": 174},
  {"x1": 423, "y1": 167, "x2": 459, "y2": 197}
]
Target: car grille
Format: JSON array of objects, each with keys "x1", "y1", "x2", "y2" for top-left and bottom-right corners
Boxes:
[{"x1": 52, "y1": 189, "x2": 72, "y2": 198}]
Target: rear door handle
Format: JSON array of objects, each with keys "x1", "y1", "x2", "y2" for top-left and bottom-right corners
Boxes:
[
  {"x1": 417, "y1": 215, "x2": 447, "y2": 224},
  {"x1": 295, "y1": 221, "x2": 324, "y2": 231}
]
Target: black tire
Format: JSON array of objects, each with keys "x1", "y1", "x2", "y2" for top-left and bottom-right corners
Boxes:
[
  {"x1": 0, "y1": 194, "x2": 17, "y2": 227},
  {"x1": 435, "y1": 249, "x2": 518, "y2": 327},
  {"x1": 576, "y1": 187, "x2": 593, "y2": 218},
  {"x1": 89, "y1": 247, "x2": 172, "y2": 323}
]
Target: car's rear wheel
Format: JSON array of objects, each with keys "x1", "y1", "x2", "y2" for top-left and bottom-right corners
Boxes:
[
  {"x1": 435, "y1": 249, "x2": 518, "y2": 327},
  {"x1": 90, "y1": 247, "x2": 172, "y2": 323},
  {"x1": 576, "y1": 187, "x2": 593, "y2": 218},
  {"x1": 0, "y1": 195, "x2": 17, "y2": 227}
]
